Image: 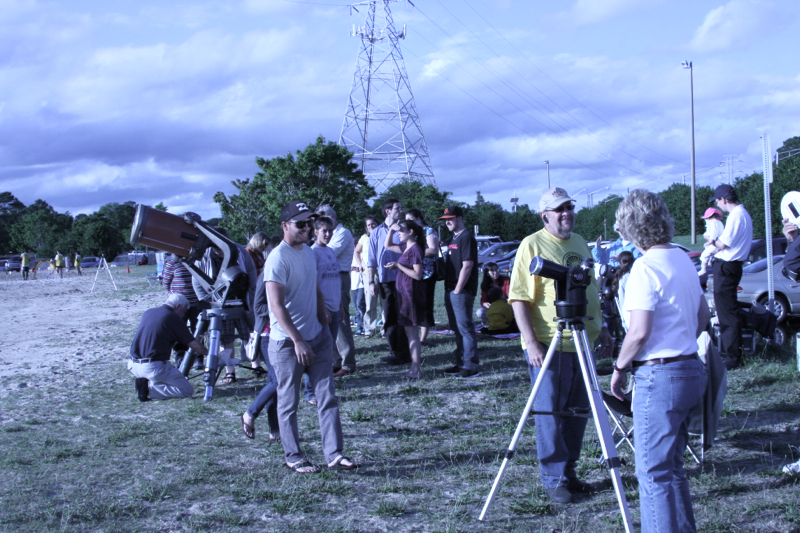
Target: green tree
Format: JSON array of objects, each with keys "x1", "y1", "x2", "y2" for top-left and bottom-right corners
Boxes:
[
  {"x1": 657, "y1": 183, "x2": 714, "y2": 237},
  {"x1": 0, "y1": 192, "x2": 26, "y2": 253},
  {"x1": 463, "y1": 192, "x2": 506, "y2": 239},
  {"x1": 215, "y1": 136, "x2": 375, "y2": 240},
  {"x1": 9, "y1": 200, "x2": 73, "y2": 257},
  {"x1": 573, "y1": 195, "x2": 624, "y2": 242},
  {"x1": 502, "y1": 205, "x2": 544, "y2": 241},
  {"x1": 371, "y1": 180, "x2": 455, "y2": 237},
  {"x1": 154, "y1": 202, "x2": 168, "y2": 212},
  {"x1": 213, "y1": 178, "x2": 272, "y2": 243}
]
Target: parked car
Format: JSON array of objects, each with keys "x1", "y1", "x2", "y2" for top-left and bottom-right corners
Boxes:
[
  {"x1": 80, "y1": 256, "x2": 102, "y2": 269},
  {"x1": 478, "y1": 241, "x2": 520, "y2": 267},
  {"x1": 747, "y1": 237, "x2": 788, "y2": 265},
  {"x1": 475, "y1": 235, "x2": 503, "y2": 254},
  {"x1": 706, "y1": 255, "x2": 800, "y2": 323},
  {"x1": 5, "y1": 255, "x2": 37, "y2": 272},
  {"x1": 0, "y1": 260, "x2": 6, "y2": 273}
]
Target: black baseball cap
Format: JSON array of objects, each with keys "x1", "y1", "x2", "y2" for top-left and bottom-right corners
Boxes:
[
  {"x1": 280, "y1": 201, "x2": 318, "y2": 223},
  {"x1": 709, "y1": 184, "x2": 734, "y2": 203},
  {"x1": 439, "y1": 205, "x2": 464, "y2": 220}
]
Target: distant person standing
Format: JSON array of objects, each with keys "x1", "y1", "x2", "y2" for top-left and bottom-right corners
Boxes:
[
  {"x1": 316, "y1": 205, "x2": 357, "y2": 377},
  {"x1": 368, "y1": 199, "x2": 411, "y2": 365},
  {"x1": 54, "y1": 251, "x2": 65, "y2": 278},
  {"x1": 708, "y1": 184, "x2": 753, "y2": 369},
  {"x1": 405, "y1": 209, "x2": 440, "y2": 346},
  {"x1": 74, "y1": 253, "x2": 82, "y2": 276},
  {"x1": 439, "y1": 206, "x2": 481, "y2": 378},
  {"x1": 162, "y1": 254, "x2": 202, "y2": 367},
  {"x1": 20, "y1": 251, "x2": 31, "y2": 280},
  {"x1": 354, "y1": 217, "x2": 379, "y2": 337}
]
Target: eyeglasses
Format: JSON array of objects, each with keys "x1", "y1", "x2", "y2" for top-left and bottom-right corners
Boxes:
[
  {"x1": 397, "y1": 227, "x2": 409, "y2": 233},
  {"x1": 548, "y1": 204, "x2": 575, "y2": 213},
  {"x1": 287, "y1": 220, "x2": 312, "y2": 229}
]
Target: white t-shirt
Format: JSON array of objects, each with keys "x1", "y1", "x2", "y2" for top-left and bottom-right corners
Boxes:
[
  {"x1": 264, "y1": 241, "x2": 322, "y2": 342},
  {"x1": 716, "y1": 204, "x2": 753, "y2": 262},
  {"x1": 703, "y1": 218, "x2": 724, "y2": 242},
  {"x1": 623, "y1": 247, "x2": 702, "y2": 361}
]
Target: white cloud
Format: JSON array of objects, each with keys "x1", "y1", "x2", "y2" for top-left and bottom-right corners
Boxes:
[
  {"x1": 566, "y1": 0, "x2": 663, "y2": 25},
  {"x1": 688, "y1": 0, "x2": 775, "y2": 52}
]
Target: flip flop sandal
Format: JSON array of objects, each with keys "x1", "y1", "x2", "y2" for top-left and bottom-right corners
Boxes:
[
  {"x1": 222, "y1": 372, "x2": 236, "y2": 384},
  {"x1": 327, "y1": 455, "x2": 358, "y2": 470},
  {"x1": 286, "y1": 460, "x2": 320, "y2": 474},
  {"x1": 241, "y1": 414, "x2": 255, "y2": 439}
]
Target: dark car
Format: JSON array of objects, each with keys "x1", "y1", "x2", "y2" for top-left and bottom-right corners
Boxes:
[
  {"x1": 478, "y1": 241, "x2": 520, "y2": 267},
  {"x1": 747, "y1": 237, "x2": 787, "y2": 265},
  {"x1": 80, "y1": 256, "x2": 102, "y2": 269}
]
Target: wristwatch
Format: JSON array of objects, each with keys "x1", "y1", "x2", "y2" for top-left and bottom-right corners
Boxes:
[{"x1": 613, "y1": 362, "x2": 629, "y2": 373}]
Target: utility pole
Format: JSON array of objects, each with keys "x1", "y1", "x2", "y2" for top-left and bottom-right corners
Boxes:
[
  {"x1": 339, "y1": 0, "x2": 435, "y2": 192},
  {"x1": 543, "y1": 160, "x2": 550, "y2": 189},
  {"x1": 682, "y1": 61, "x2": 696, "y2": 245}
]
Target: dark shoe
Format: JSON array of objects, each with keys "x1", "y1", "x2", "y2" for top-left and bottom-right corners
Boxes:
[
  {"x1": 251, "y1": 366, "x2": 267, "y2": 377},
  {"x1": 567, "y1": 478, "x2": 592, "y2": 494},
  {"x1": 544, "y1": 484, "x2": 573, "y2": 503},
  {"x1": 135, "y1": 378, "x2": 150, "y2": 402},
  {"x1": 333, "y1": 368, "x2": 351, "y2": 378},
  {"x1": 456, "y1": 368, "x2": 481, "y2": 379},
  {"x1": 443, "y1": 365, "x2": 462, "y2": 375}
]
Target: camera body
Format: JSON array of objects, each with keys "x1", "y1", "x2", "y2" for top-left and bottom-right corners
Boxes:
[
  {"x1": 529, "y1": 256, "x2": 594, "y2": 319},
  {"x1": 597, "y1": 264, "x2": 618, "y2": 300}
]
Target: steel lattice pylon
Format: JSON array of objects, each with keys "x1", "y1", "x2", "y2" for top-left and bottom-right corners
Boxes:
[{"x1": 339, "y1": 0, "x2": 435, "y2": 193}]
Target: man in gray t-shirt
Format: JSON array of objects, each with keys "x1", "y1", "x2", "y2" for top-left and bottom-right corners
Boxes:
[{"x1": 263, "y1": 200, "x2": 356, "y2": 473}]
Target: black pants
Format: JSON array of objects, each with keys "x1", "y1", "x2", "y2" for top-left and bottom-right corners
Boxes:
[
  {"x1": 379, "y1": 281, "x2": 410, "y2": 358},
  {"x1": 713, "y1": 259, "x2": 743, "y2": 357}
]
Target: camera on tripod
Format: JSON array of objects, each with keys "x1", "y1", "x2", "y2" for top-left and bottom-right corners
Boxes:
[
  {"x1": 597, "y1": 264, "x2": 618, "y2": 300},
  {"x1": 529, "y1": 256, "x2": 594, "y2": 319}
]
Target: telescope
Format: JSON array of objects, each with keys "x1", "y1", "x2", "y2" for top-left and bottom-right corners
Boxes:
[
  {"x1": 130, "y1": 205, "x2": 250, "y2": 401},
  {"x1": 529, "y1": 256, "x2": 593, "y2": 319}
]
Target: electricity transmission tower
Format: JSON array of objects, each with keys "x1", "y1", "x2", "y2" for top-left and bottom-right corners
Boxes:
[{"x1": 339, "y1": 0, "x2": 435, "y2": 193}]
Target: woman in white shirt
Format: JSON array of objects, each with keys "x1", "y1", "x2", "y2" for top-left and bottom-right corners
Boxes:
[{"x1": 610, "y1": 189, "x2": 711, "y2": 533}]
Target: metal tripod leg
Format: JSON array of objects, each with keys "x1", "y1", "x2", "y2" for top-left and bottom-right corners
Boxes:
[
  {"x1": 572, "y1": 326, "x2": 633, "y2": 532},
  {"x1": 479, "y1": 325, "x2": 566, "y2": 521},
  {"x1": 202, "y1": 313, "x2": 223, "y2": 402},
  {"x1": 180, "y1": 316, "x2": 209, "y2": 377}
]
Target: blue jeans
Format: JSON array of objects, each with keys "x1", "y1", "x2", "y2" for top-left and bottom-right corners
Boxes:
[
  {"x1": 245, "y1": 336, "x2": 280, "y2": 434},
  {"x1": 632, "y1": 359, "x2": 706, "y2": 533},
  {"x1": 304, "y1": 311, "x2": 339, "y2": 401},
  {"x1": 444, "y1": 291, "x2": 479, "y2": 370},
  {"x1": 523, "y1": 348, "x2": 589, "y2": 488},
  {"x1": 352, "y1": 287, "x2": 365, "y2": 331}
]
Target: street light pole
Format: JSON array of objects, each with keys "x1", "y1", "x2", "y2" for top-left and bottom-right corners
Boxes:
[
  {"x1": 682, "y1": 60, "x2": 696, "y2": 245},
  {"x1": 544, "y1": 160, "x2": 550, "y2": 189}
]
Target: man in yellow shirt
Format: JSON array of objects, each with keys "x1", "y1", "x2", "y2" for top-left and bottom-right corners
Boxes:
[
  {"x1": 509, "y1": 187, "x2": 613, "y2": 504},
  {"x1": 54, "y1": 251, "x2": 65, "y2": 278},
  {"x1": 20, "y1": 251, "x2": 31, "y2": 280}
]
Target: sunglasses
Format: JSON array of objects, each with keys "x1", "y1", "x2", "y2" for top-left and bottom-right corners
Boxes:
[
  {"x1": 549, "y1": 204, "x2": 575, "y2": 213},
  {"x1": 287, "y1": 219, "x2": 312, "y2": 229}
]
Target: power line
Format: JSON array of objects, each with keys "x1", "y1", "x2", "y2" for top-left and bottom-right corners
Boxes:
[{"x1": 460, "y1": 0, "x2": 685, "y2": 165}]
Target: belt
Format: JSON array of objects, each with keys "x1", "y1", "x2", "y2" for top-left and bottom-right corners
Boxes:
[
  {"x1": 131, "y1": 358, "x2": 166, "y2": 364},
  {"x1": 632, "y1": 353, "x2": 698, "y2": 368}
]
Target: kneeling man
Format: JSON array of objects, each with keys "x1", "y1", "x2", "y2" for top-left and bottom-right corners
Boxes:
[{"x1": 129, "y1": 293, "x2": 208, "y2": 402}]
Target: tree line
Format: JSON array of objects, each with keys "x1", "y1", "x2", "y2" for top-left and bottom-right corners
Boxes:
[{"x1": 4, "y1": 134, "x2": 797, "y2": 259}]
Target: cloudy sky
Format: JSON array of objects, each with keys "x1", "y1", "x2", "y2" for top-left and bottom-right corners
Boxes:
[{"x1": 1, "y1": 0, "x2": 798, "y2": 220}]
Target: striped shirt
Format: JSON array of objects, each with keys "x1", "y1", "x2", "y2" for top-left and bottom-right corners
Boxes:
[{"x1": 162, "y1": 259, "x2": 200, "y2": 306}]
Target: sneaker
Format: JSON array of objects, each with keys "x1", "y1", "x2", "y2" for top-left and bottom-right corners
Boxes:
[
  {"x1": 783, "y1": 460, "x2": 800, "y2": 475},
  {"x1": 544, "y1": 484, "x2": 573, "y2": 503},
  {"x1": 443, "y1": 365, "x2": 462, "y2": 375},
  {"x1": 135, "y1": 378, "x2": 150, "y2": 402},
  {"x1": 456, "y1": 368, "x2": 481, "y2": 379},
  {"x1": 333, "y1": 368, "x2": 351, "y2": 378}
]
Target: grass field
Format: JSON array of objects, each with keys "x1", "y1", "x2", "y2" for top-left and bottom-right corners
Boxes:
[{"x1": 1, "y1": 274, "x2": 799, "y2": 532}]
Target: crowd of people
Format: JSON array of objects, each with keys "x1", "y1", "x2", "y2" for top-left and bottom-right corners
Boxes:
[{"x1": 127, "y1": 185, "x2": 798, "y2": 529}]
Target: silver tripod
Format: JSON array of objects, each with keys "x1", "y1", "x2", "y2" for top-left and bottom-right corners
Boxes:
[{"x1": 479, "y1": 317, "x2": 634, "y2": 532}]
